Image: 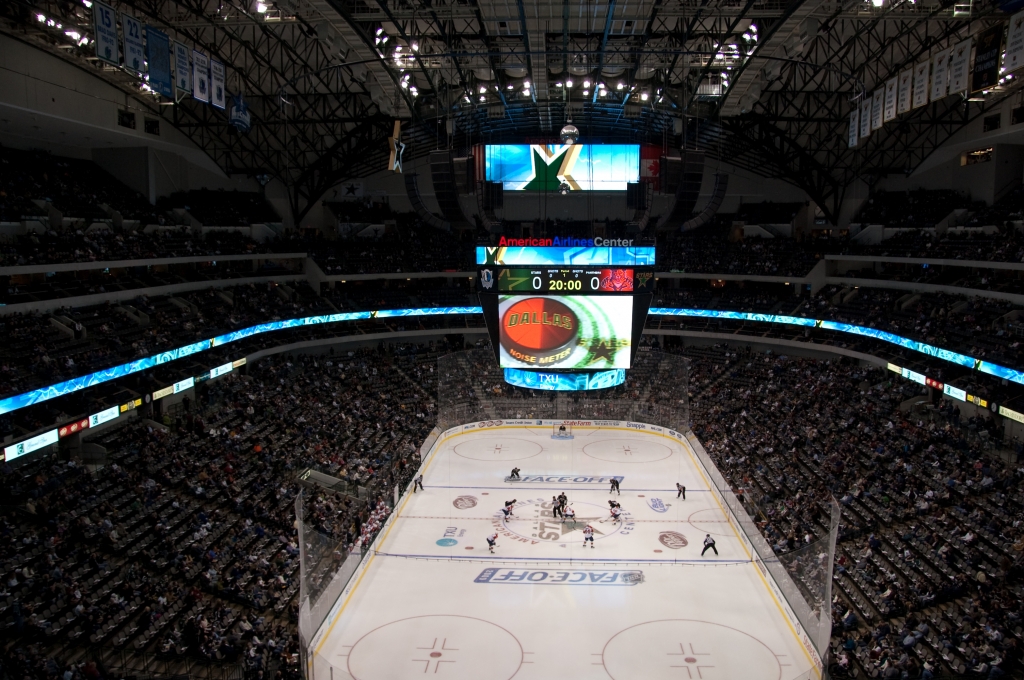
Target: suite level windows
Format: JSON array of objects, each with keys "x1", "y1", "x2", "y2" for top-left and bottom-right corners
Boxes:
[
  {"x1": 961, "y1": 147, "x2": 993, "y2": 166},
  {"x1": 117, "y1": 109, "x2": 136, "y2": 129},
  {"x1": 982, "y1": 114, "x2": 1001, "y2": 132}
]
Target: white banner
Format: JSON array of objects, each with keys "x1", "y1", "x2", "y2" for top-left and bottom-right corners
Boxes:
[
  {"x1": 1007, "y1": 10, "x2": 1024, "y2": 72},
  {"x1": 897, "y1": 68, "x2": 913, "y2": 114},
  {"x1": 193, "y1": 50, "x2": 210, "y2": 103},
  {"x1": 948, "y1": 38, "x2": 972, "y2": 95},
  {"x1": 871, "y1": 88, "x2": 884, "y2": 130},
  {"x1": 859, "y1": 98, "x2": 872, "y2": 140},
  {"x1": 883, "y1": 76, "x2": 898, "y2": 122},
  {"x1": 174, "y1": 42, "x2": 191, "y2": 95},
  {"x1": 912, "y1": 61, "x2": 929, "y2": 109},
  {"x1": 932, "y1": 48, "x2": 951, "y2": 101},
  {"x1": 91, "y1": 1, "x2": 119, "y2": 66},
  {"x1": 848, "y1": 108, "x2": 859, "y2": 148},
  {"x1": 211, "y1": 59, "x2": 226, "y2": 109},
  {"x1": 121, "y1": 13, "x2": 144, "y2": 74}
]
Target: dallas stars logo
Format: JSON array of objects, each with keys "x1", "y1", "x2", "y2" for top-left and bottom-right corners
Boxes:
[
  {"x1": 388, "y1": 120, "x2": 405, "y2": 174},
  {"x1": 517, "y1": 144, "x2": 583, "y2": 192}
]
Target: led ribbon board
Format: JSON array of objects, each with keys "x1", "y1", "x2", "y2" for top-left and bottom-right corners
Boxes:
[
  {"x1": 4, "y1": 305, "x2": 1024, "y2": 417},
  {"x1": 503, "y1": 368, "x2": 626, "y2": 391},
  {"x1": 477, "y1": 245, "x2": 655, "y2": 266}
]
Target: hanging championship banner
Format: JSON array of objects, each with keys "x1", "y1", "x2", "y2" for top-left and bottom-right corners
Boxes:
[
  {"x1": 210, "y1": 60, "x2": 226, "y2": 109},
  {"x1": 1006, "y1": 10, "x2": 1024, "y2": 72},
  {"x1": 859, "y1": 98, "x2": 872, "y2": 140},
  {"x1": 931, "y1": 48, "x2": 951, "y2": 100},
  {"x1": 883, "y1": 77, "x2": 898, "y2": 122},
  {"x1": 871, "y1": 88, "x2": 884, "y2": 130},
  {"x1": 897, "y1": 68, "x2": 913, "y2": 114},
  {"x1": 193, "y1": 50, "x2": 210, "y2": 103},
  {"x1": 948, "y1": 39, "x2": 972, "y2": 95},
  {"x1": 174, "y1": 42, "x2": 191, "y2": 95},
  {"x1": 121, "y1": 13, "x2": 145, "y2": 74},
  {"x1": 848, "y1": 108, "x2": 859, "y2": 148},
  {"x1": 229, "y1": 95, "x2": 251, "y2": 133},
  {"x1": 146, "y1": 27, "x2": 172, "y2": 97},
  {"x1": 91, "y1": 1, "x2": 119, "y2": 66},
  {"x1": 971, "y1": 25, "x2": 1003, "y2": 92},
  {"x1": 912, "y1": 62, "x2": 929, "y2": 109}
]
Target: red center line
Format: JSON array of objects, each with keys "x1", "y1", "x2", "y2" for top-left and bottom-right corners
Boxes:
[{"x1": 396, "y1": 515, "x2": 733, "y2": 523}]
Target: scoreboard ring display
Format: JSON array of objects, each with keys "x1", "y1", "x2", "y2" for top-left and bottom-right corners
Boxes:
[{"x1": 483, "y1": 267, "x2": 643, "y2": 293}]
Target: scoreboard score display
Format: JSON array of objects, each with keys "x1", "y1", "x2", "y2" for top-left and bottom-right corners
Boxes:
[
  {"x1": 477, "y1": 238, "x2": 654, "y2": 389},
  {"x1": 493, "y1": 268, "x2": 642, "y2": 293}
]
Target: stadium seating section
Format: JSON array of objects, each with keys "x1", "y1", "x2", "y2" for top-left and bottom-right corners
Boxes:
[{"x1": 5, "y1": 177, "x2": 1024, "y2": 680}]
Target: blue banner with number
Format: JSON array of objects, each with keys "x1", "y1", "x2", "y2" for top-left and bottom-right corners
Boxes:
[{"x1": 146, "y1": 27, "x2": 172, "y2": 97}]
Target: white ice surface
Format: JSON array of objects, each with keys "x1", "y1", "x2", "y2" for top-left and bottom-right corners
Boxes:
[{"x1": 311, "y1": 425, "x2": 818, "y2": 680}]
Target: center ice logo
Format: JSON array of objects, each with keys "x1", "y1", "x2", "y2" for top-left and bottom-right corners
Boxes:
[{"x1": 494, "y1": 498, "x2": 635, "y2": 544}]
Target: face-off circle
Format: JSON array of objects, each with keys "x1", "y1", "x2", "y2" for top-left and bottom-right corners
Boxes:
[
  {"x1": 601, "y1": 619, "x2": 784, "y2": 680},
  {"x1": 582, "y1": 438, "x2": 674, "y2": 464},
  {"x1": 452, "y1": 437, "x2": 543, "y2": 462},
  {"x1": 687, "y1": 508, "x2": 734, "y2": 538},
  {"x1": 501, "y1": 297, "x2": 579, "y2": 366},
  {"x1": 345, "y1": 615, "x2": 523, "y2": 680}
]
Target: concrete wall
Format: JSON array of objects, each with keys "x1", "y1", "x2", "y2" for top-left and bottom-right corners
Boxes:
[
  {"x1": 879, "y1": 143, "x2": 1024, "y2": 205},
  {"x1": 0, "y1": 34, "x2": 220, "y2": 171},
  {"x1": 874, "y1": 95, "x2": 1024, "y2": 205},
  {"x1": 0, "y1": 34, "x2": 279, "y2": 219}
]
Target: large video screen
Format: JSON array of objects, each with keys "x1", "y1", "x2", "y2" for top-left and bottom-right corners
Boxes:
[
  {"x1": 498, "y1": 295, "x2": 633, "y2": 370},
  {"x1": 486, "y1": 144, "x2": 639, "y2": 191}
]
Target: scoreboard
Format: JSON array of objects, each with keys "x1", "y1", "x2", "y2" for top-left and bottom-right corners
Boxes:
[
  {"x1": 476, "y1": 238, "x2": 654, "y2": 389},
  {"x1": 492, "y1": 268, "x2": 647, "y2": 293}
]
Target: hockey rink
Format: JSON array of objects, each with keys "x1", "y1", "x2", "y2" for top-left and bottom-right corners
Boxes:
[{"x1": 310, "y1": 424, "x2": 819, "y2": 680}]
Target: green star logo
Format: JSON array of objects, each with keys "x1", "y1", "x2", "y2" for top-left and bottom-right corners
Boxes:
[{"x1": 523, "y1": 146, "x2": 569, "y2": 192}]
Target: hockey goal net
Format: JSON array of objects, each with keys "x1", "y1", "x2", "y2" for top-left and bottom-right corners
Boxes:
[{"x1": 552, "y1": 423, "x2": 573, "y2": 438}]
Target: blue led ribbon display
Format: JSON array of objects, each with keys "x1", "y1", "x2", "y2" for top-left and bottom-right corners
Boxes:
[
  {"x1": 0, "y1": 308, "x2": 479, "y2": 416},
  {"x1": 503, "y1": 368, "x2": 626, "y2": 391},
  {"x1": 4, "y1": 304, "x2": 1023, "y2": 417}
]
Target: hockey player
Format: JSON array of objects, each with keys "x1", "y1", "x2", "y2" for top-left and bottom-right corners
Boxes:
[
  {"x1": 487, "y1": 532, "x2": 498, "y2": 553},
  {"x1": 676, "y1": 482, "x2": 686, "y2": 499},
  {"x1": 608, "y1": 499, "x2": 621, "y2": 510},
  {"x1": 501, "y1": 499, "x2": 517, "y2": 519},
  {"x1": 413, "y1": 474, "x2": 424, "y2": 492},
  {"x1": 551, "y1": 496, "x2": 562, "y2": 518},
  {"x1": 510, "y1": 467, "x2": 521, "y2": 480},
  {"x1": 583, "y1": 524, "x2": 595, "y2": 548},
  {"x1": 562, "y1": 505, "x2": 576, "y2": 526},
  {"x1": 605, "y1": 505, "x2": 622, "y2": 523},
  {"x1": 609, "y1": 477, "x2": 621, "y2": 495},
  {"x1": 701, "y1": 534, "x2": 718, "y2": 556}
]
